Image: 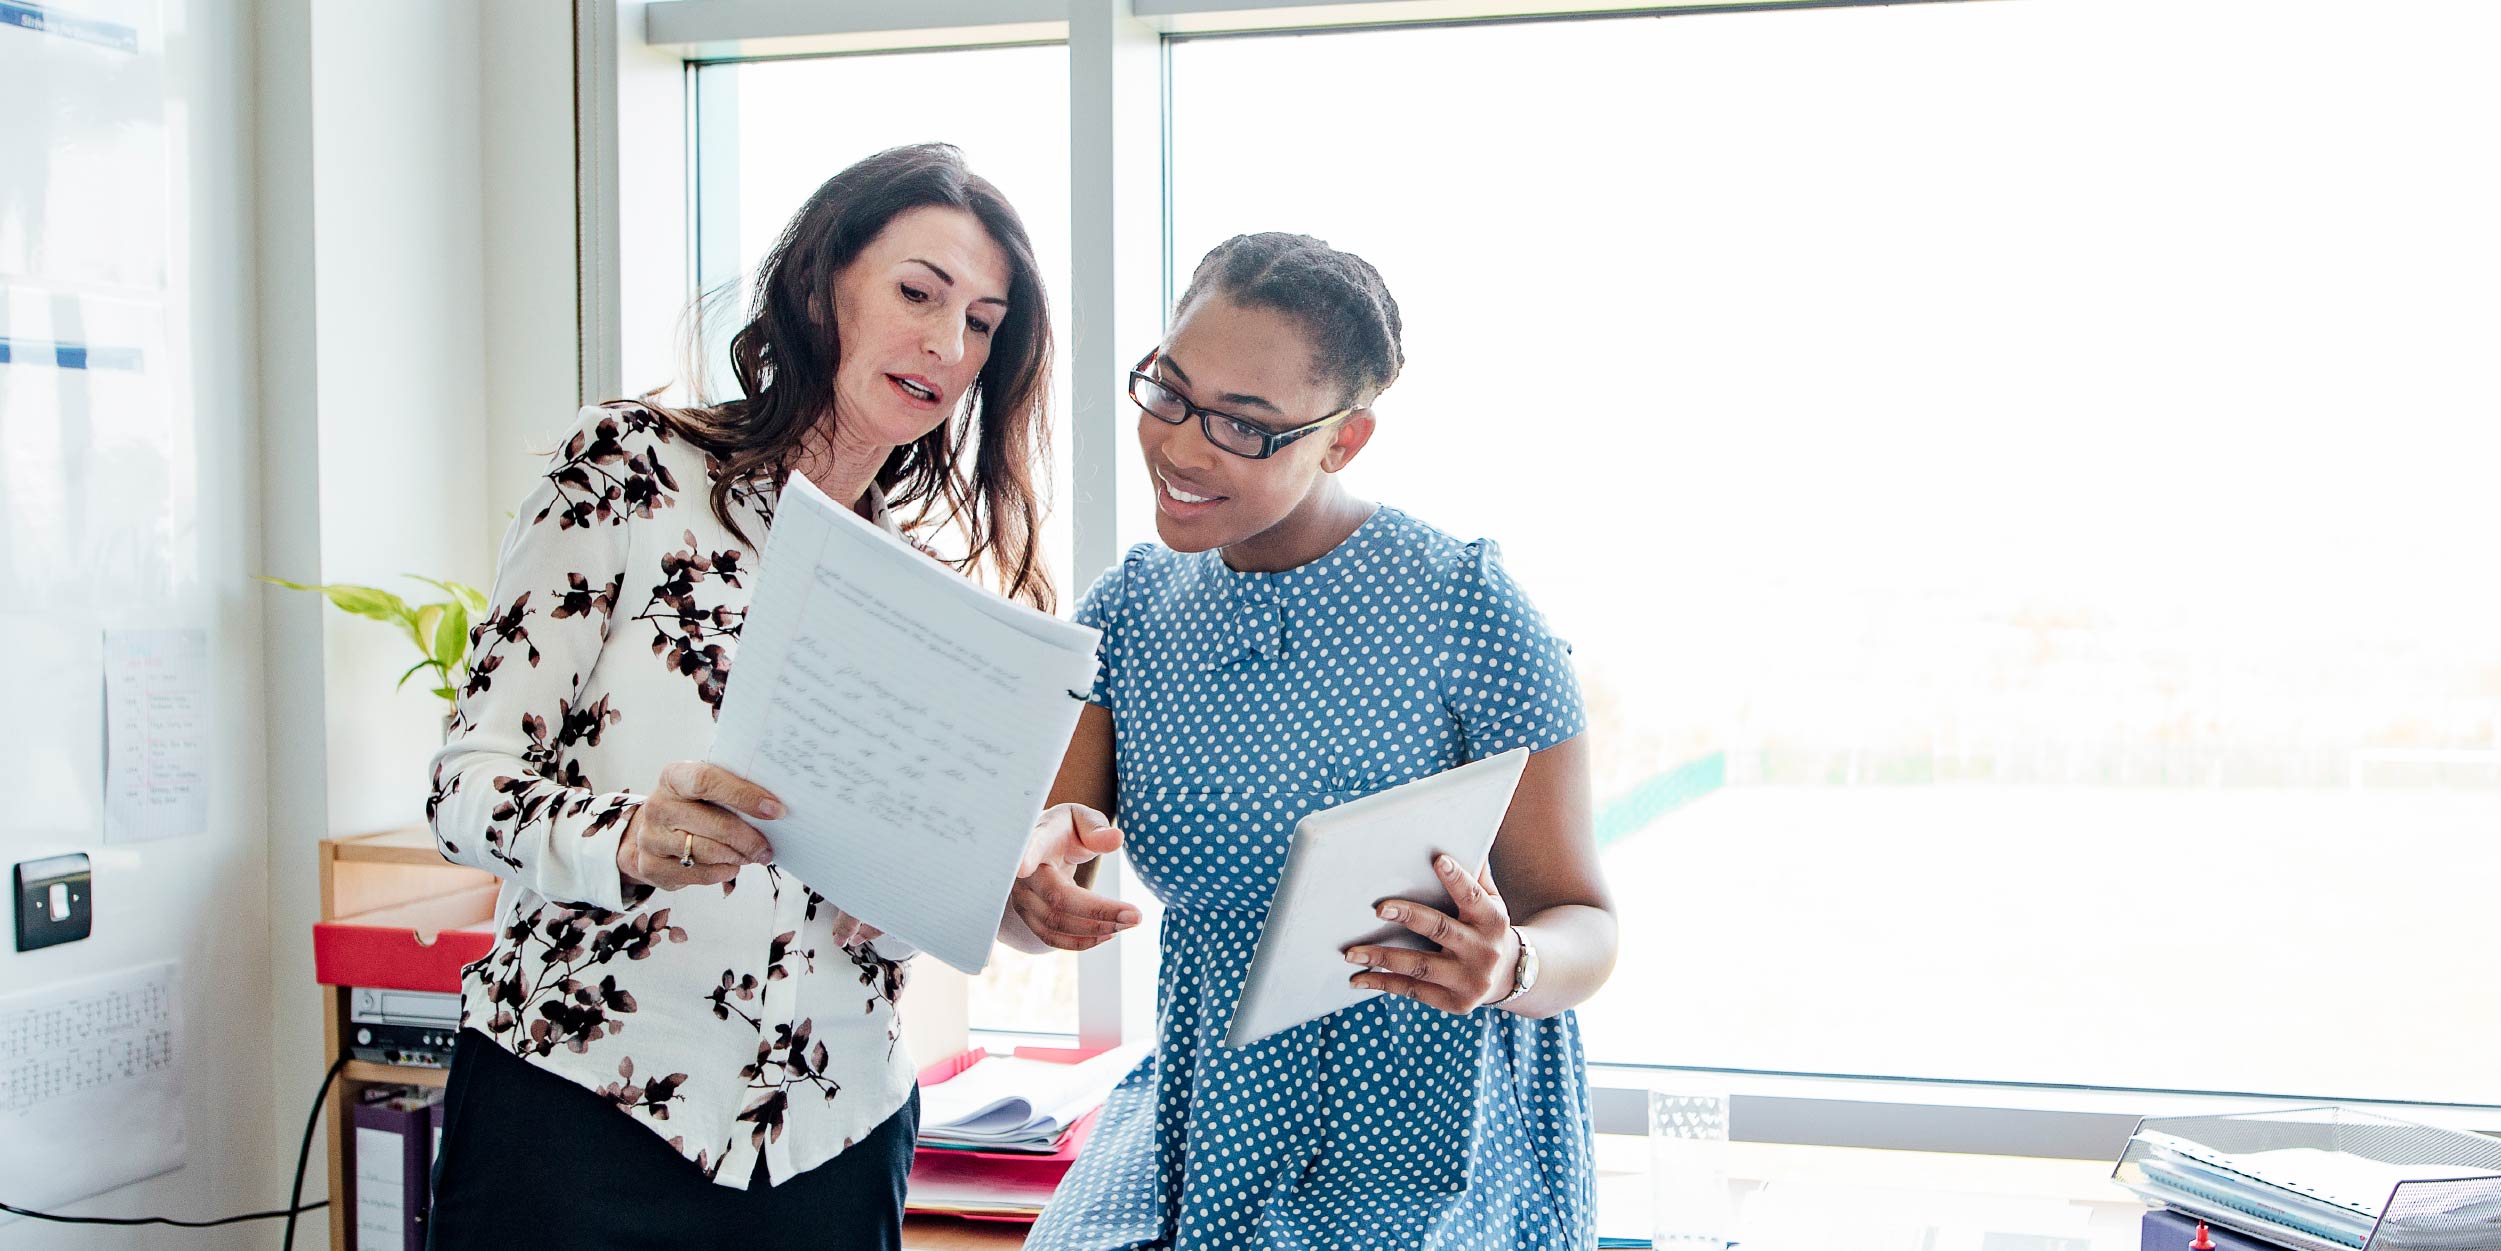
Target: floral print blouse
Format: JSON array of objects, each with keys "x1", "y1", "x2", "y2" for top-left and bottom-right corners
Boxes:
[{"x1": 427, "y1": 402, "x2": 916, "y2": 1188}]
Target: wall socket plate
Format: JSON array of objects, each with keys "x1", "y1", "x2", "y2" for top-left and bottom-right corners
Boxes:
[{"x1": 14, "y1": 853, "x2": 92, "y2": 951}]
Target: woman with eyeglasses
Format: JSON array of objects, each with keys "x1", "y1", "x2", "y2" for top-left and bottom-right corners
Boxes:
[{"x1": 1005, "y1": 233, "x2": 1619, "y2": 1249}]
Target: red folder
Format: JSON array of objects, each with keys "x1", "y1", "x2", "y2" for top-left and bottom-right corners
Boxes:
[{"x1": 313, "y1": 884, "x2": 498, "y2": 992}]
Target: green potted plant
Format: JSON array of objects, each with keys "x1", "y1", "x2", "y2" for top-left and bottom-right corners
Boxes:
[{"x1": 260, "y1": 575, "x2": 486, "y2": 710}]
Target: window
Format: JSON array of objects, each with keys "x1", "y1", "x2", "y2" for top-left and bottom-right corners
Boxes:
[
  {"x1": 1170, "y1": 0, "x2": 2501, "y2": 1102},
  {"x1": 692, "y1": 44, "x2": 1081, "y2": 1035}
]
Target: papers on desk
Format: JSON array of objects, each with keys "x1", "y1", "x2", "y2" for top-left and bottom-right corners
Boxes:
[
  {"x1": 2127, "y1": 1129, "x2": 2501, "y2": 1251},
  {"x1": 708, "y1": 472, "x2": 1100, "y2": 975},
  {"x1": 919, "y1": 1044, "x2": 1145, "y2": 1153}
]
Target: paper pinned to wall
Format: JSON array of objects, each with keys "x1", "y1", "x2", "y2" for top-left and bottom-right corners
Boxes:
[
  {"x1": 0, "y1": 961, "x2": 185, "y2": 1227},
  {"x1": 104, "y1": 627, "x2": 206, "y2": 842},
  {"x1": 708, "y1": 472, "x2": 1100, "y2": 974}
]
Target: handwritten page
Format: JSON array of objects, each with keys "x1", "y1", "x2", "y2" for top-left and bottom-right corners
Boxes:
[
  {"x1": 103, "y1": 628, "x2": 208, "y2": 843},
  {"x1": 709, "y1": 473, "x2": 1100, "y2": 974}
]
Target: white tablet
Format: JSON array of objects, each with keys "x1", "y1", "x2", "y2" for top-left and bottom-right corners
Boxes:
[{"x1": 1224, "y1": 747, "x2": 1533, "y2": 1049}]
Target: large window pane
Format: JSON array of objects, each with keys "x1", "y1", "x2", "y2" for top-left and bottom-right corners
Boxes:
[
  {"x1": 694, "y1": 46, "x2": 1078, "y2": 1035},
  {"x1": 1169, "y1": 0, "x2": 2501, "y2": 1101}
]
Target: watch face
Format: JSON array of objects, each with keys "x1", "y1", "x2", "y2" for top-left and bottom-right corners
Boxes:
[{"x1": 1514, "y1": 932, "x2": 1539, "y2": 992}]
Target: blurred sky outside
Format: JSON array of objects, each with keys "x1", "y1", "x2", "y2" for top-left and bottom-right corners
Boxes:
[
  {"x1": 705, "y1": 0, "x2": 2501, "y2": 1099},
  {"x1": 1166, "y1": 0, "x2": 2501, "y2": 1101}
]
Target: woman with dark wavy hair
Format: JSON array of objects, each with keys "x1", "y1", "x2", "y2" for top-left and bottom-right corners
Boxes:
[{"x1": 423, "y1": 143, "x2": 1075, "y2": 1248}]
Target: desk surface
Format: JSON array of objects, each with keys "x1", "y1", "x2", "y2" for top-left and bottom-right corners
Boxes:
[{"x1": 901, "y1": 1135, "x2": 2145, "y2": 1250}]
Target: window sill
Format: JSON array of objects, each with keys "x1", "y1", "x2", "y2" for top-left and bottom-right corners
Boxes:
[{"x1": 1588, "y1": 1064, "x2": 2501, "y2": 1158}]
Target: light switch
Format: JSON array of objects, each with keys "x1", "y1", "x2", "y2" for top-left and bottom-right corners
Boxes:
[{"x1": 14, "y1": 853, "x2": 92, "y2": 951}]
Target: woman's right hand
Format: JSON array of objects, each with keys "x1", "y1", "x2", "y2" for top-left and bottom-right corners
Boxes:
[{"x1": 618, "y1": 761, "x2": 782, "y2": 892}]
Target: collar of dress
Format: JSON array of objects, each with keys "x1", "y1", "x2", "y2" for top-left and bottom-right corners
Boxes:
[{"x1": 1206, "y1": 572, "x2": 1284, "y2": 671}]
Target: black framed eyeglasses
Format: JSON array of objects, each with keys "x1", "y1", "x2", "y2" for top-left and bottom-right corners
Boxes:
[{"x1": 1129, "y1": 348, "x2": 1355, "y2": 460}]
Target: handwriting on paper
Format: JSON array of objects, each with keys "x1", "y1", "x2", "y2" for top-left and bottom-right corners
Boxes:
[{"x1": 707, "y1": 472, "x2": 1099, "y2": 973}]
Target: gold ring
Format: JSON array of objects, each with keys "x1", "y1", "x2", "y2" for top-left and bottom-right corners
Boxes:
[{"x1": 679, "y1": 832, "x2": 697, "y2": 868}]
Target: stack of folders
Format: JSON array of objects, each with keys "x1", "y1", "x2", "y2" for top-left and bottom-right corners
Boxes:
[
  {"x1": 906, "y1": 1044, "x2": 1146, "y2": 1222},
  {"x1": 2114, "y1": 1109, "x2": 2501, "y2": 1251}
]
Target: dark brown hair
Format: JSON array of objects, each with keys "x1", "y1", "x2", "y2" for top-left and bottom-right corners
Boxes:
[
  {"x1": 1174, "y1": 232, "x2": 1405, "y2": 409},
  {"x1": 653, "y1": 143, "x2": 1055, "y2": 611}
]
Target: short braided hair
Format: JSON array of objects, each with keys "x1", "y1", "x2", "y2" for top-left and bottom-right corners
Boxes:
[{"x1": 1173, "y1": 233, "x2": 1405, "y2": 408}]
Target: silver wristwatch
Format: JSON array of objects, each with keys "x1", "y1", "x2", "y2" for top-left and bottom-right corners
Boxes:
[{"x1": 1494, "y1": 925, "x2": 1539, "y2": 1007}]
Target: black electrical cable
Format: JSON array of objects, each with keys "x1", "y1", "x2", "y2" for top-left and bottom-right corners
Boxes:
[
  {"x1": 0, "y1": 1054, "x2": 351, "y2": 1240},
  {"x1": 282, "y1": 1055, "x2": 350, "y2": 1250}
]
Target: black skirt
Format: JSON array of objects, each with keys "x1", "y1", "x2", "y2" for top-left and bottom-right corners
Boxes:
[{"x1": 425, "y1": 1029, "x2": 919, "y2": 1250}]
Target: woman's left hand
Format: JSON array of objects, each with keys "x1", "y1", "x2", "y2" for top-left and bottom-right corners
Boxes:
[{"x1": 1344, "y1": 854, "x2": 1520, "y2": 1015}]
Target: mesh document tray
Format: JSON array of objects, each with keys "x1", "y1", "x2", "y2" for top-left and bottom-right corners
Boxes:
[{"x1": 2114, "y1": 1107, "x2": 2501, "y2": 1251}]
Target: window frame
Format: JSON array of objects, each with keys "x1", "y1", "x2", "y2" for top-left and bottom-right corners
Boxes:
[{"x1": 593, "y1": 0, "x2": 2501, "y2": 1149}]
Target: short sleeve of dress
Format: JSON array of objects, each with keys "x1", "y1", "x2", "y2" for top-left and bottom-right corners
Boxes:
[
  {"x1": 1071, "y1": 544, "x2": 1149, "y2": 709},
  {"x1": 1435, "y1": 538, "x2": 1587, "y2": 760}
]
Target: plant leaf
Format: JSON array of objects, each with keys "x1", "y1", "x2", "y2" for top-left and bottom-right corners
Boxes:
[
  {"x1": 409, "y1": 576, "x2": 492, "y2": 620},
  {"x1": 394, "y1": 659, "x2": 432, "y2": 691},
  {"x1": 431, "y1": 686, "x2": 457, "y2": 702},
  {"x1": 434, "y1": 601, "x2": 469, "y2": 671},
  {"x1": 259, "y1": 576, "x2": 412, "y2": 626},
  {"x1": 414, "y1": 603, "x2": 445, "y2": 657}
]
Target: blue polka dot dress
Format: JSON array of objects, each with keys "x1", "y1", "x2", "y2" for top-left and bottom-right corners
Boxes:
[{"x1": 1025, "y1": 505, "x2": 1596, "y2": 1251}]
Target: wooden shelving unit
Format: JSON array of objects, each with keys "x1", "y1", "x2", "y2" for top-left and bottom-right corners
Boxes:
[
  {"x1": 316, "y1": 827, "x2": 490, "y2": 1251},
  {"x1": 313, "y1": 827, "x2": 1024, "y2": 1249}
]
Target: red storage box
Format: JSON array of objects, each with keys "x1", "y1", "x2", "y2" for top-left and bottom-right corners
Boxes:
[
  {"x1": 906, "y1": 1045, "x2": 1114, "y2": 1224},
  {"x1": 312, "y1": 882, "x2": 498, "y2": 993}
]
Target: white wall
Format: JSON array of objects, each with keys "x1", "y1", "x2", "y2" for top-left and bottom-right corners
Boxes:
[
  {"x1": 257, "y1": 3, "x2": 577, "y2": 1248},
  {"x1": 480, "y1": 0, "x2": 583, "y2": 536},
  {"x1": 309, "y1": 0, "x2": 494, "y2": 834},
  {"x1": 251, "y1": 3, "x2": 334, "y2": 1248}
]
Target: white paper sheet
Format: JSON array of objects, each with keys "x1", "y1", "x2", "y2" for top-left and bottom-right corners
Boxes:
[
  {"x1": 918, "y1": 1042, "x2": 1147, "y2": 1150},
  {"x1": 1226, "y1": 748, "x2": 1532, "y2": 1049},
  {"x1": 709, "y1": 472, "x2": 1099, "y2": 974},
  {"x1": 0, "y1": 962, "x2": 185, "y2": 1228},
  {"x1": 103, "y1": 627, "x2": 207, "y2": 842}
]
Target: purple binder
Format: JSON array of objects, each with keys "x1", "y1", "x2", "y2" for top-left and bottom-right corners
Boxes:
[{"x1": 351, "y1": 1088, "x2": 436, "y2": 1251}]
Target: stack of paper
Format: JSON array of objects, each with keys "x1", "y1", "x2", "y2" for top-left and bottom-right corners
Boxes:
[
  {"x1": 918, "y1": 1044, "x2": 1145, "y2": 1153},
  {"x1": 2129, "y1": 1131, "x2": 2501, "y2": 1251}
]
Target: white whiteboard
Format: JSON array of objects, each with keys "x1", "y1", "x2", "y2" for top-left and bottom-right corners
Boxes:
[
  {"x1": 0, "y1": 0, "x2": 168, "y2": 294},
  {"x1": 0, "y1": 0, "x2": 206, "y2": 1226}
]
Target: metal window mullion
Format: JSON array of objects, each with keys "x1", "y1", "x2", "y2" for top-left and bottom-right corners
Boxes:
[
  {"x1": 1070, "y1": 0, "x2": 1166, "y2": 1052},
  {"x1": 574, "y1": 0, "x2": 623, "y2": 405}
]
